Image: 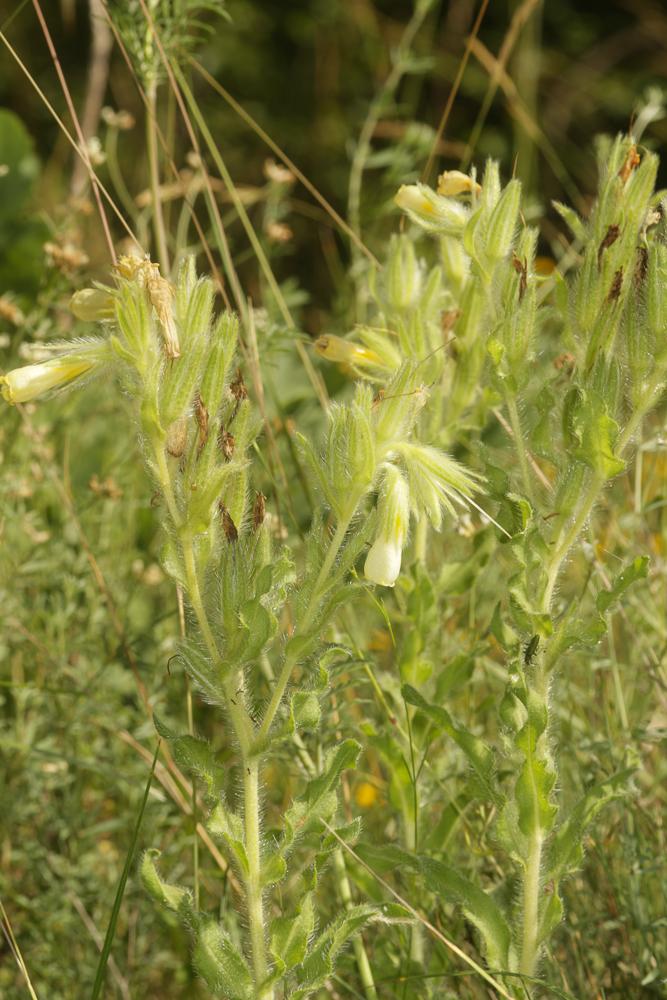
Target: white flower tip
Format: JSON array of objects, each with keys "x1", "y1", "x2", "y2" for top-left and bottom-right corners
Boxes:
[{"x1": 364, "y1": 537, "x2": 403, "y2": 587}]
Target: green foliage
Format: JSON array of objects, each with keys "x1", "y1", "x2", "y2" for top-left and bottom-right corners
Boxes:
[{"x1": 2, "y1": 5, "x2": 667, "y2": 1000}]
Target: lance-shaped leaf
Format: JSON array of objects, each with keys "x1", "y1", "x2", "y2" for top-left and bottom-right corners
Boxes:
[
  {"x1": 208, "y1": 800, "x2": 248, "y2": 876},
  {"x1": 546, "y1": 768, "x2": 635, "y2": 882},
  {"x1": 140, "y1": 849, "x2": 193, "y2": 917},
  {"x1": 402, "y1": 685, "x2": 501, "y2": 805},
  {"x1": 417, "y1": 857, "x2": 511, "y2": 969},
  {"x1": 153, "y1": 715, "x2": 226, "y2": 800},
  {"x1": 270, "y1": 892, "x2": 315, "y2": 971},
  {"x1": 296, "y1": 904, "x2": 393, "y2": 993},
  {"x1": 178, "y1": 639, "x2": 230, "y2": 708},
  {"x1": 596, "y1": 555, "x2": 649, "y2": 614},
  {"x1": 283, "y1": 741, "x2": 360, "y2": 851},
  {"x1": 193, "y1": 919, "x2": 254, "y2": 1000}
]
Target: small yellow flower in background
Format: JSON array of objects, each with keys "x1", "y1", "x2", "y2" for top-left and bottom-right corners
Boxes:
[
  {"x1": 1, "y1": 356, "x2": 95, "y2": 404},
  {"x1": 437, "y1": 169, "x2": 481, "y2": 197},
  {"x1": 355, "y1": 781, "x2": 380, "y2": 809}
]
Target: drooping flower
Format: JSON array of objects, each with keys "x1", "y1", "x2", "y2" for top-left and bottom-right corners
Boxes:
[
  {"x1": 364, "y1": 464, "x2": 410, "y2": 587},
  {"x1": 1, "y1": 356, "x2": 95, "y2": 404},
  {"x1": 70, "y1": 287, "x2": 116, "y2": 322},
  {"x1": 395, "y1": 183, "x2": 469, "y2": 234}
]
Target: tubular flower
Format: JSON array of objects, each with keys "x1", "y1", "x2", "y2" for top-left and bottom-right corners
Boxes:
[
  {"x1": 364, "y1": 464, "x2": 410, "y2": 587},
  {"x1": 395, "y1": 183, "x2": 469, "y2": 234},
  {"x1": 315, "y1": 334, "x2": 384, "y2": 369},
  {"x1": 1, "y1": 356, "x2": 95, "y2": 404},
  {"x1": 70, "y1": 288, "x2": 116, "y2": 322}
]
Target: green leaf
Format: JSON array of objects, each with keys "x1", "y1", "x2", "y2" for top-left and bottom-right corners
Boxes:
[
  {"x1": 178, "y1": 639, "x2": 230, "y2": 708},
  {"x1": 153, "y1": 716, "x2": 226, "y2": 799},
  {"x1": 596, "y1": 556, "x2": 649, "y2": 614},
  {"x1": 270, "y1": 893, "x2": 315, "y2": 970},
  {"x1": 304, "y1": 740, "x2": 360, "y2": 808},
  {"x1": 140, "y1": 848, "x2": 192, "y2": 914},
  {"x1": 297, "y1": 905, "x2": 379, "y2": 990},
  {"x1": 546, "y1": 768, "x2": 635, "y2": 882},
  {"x1": 402, "y1": 685, "x2": 501, "y2": 805},
  {"x1": 208, "y1": 800, "x2": 248, "y2": 876},
  {"x1": 290, "y1": 691, "x2": 321, "y2": 732},
  {"x1": 355, "y1": 842, "x2": 417, "y2": 874},
  {"x1": 193, "y1": 919, "x2": 254, "y2": 999},
  {"x1": 261, "y1": 851, "x2": 287, "y2": 888},
  {"x1": 417, "y1": 857, "x2": 511, "y2": 968}
]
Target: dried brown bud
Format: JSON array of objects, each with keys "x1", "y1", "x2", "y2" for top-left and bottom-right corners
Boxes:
[
  {"x1": 618, "y1": 144, "x2": 641, "y2": 184},
  {"x1": 219, "y1": 503, "x2": 238, "y2": 542},
  {"x1": 218, "y1": 426, "x2": 235, "y2": 461},
  {"x1": 597, "y1": 224, "x2": 620, "y2": 267},
  {"x1": 252, "y1": 491, "x2": 266, "y2": 530},
  {"x1": 634, "y1": 246, "x2": 649, "y2": 288},
  {"x1": 266, "y1": 221, "x2": 293, "y2": 243},
  {"x1": 166, "y1": 418, "x2": 188, "y2": 457},
  {"x1": 230, "y1": 369, "x2": 248, "y2": 402},
  {"x1": 441, "y1": 309, "x2": 461, "y2": 334},
  {"x1": 554, "y1": 352, "x2": 575, "y2": 373},
  {"x1": 607, "y1": 267, "x2": 624, "y2": 302},
  {"x1": 194, "y1": 396, "x2": 209, "y2": 452},
  {"x1": 511, "y1": 253, "x2": 528, "y2": 300},
  {"x1": 146, "y1": 271, "x2": 180, "y2": 359}
]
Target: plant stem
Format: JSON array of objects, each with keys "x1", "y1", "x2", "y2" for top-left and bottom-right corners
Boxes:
[
  {"x1": 519, "y1": 828, "x2": 544, "y2": 978},
  {"x1": 146, "y1": 78, "x2": 170, "y2": 273},
  {"x1": 243, "y1": 760, "x2": 272, "y2": 999}
]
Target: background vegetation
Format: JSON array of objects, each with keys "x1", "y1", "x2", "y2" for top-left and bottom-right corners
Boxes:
[{"x1": 1, "y1": 1, "x2": 666, "y2": 998}]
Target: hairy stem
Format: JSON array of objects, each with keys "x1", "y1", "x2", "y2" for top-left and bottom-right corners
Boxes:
[{"x1": 243, "y1": 760, "x2": 272, "y2": 998}]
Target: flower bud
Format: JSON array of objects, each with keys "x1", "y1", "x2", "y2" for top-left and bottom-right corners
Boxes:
[
  {"x1": 70, "y1": 288, "x2": 115, "y2": 322},
  {"x1": 395, "y1": 183, "x2": 469, "y2": 235},
  {"x1": 437, "y1": 170, "x2": 481, "y2": 197},
  {"x1": 365, "y1": 464, "x2": 410, "y2": 587}
]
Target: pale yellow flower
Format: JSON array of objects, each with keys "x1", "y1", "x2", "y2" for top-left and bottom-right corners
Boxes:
[{"x1": 1, "y1": 357, "x2": 94, "y2": 404}]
